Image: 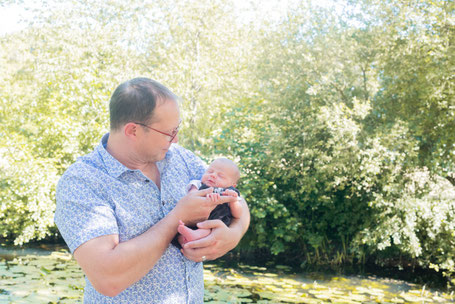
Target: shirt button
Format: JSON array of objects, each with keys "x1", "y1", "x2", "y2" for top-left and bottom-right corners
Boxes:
[
  {"x1": 162, "y1": 201, "x2": 165, "y2": 205},
  {"x1": 145, "y1": 180, "x2": 149, "y2": 183}
]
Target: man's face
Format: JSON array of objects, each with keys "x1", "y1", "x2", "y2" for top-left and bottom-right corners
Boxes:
[
  {"x1": 136, "y1": 99, "x2": 180, "y2": 162},
  {"x1": 201, "y1": 160, "x2": 237, "y2": 188}
]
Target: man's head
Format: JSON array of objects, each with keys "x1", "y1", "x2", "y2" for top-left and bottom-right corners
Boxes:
[
  {"x1": 108, "y1": 78, "x2": 181, "y2": 163},
  {"x1": 201, "y1": 158, "x2": 240, "y2": 188},
  {"x1": 109, "y1": 77, "x2": 179, "y2": 131}
]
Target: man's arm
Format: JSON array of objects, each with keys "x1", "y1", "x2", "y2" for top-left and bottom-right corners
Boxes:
[
  {"x1": 180, "y1": 197, "x2": 250, "y2": 261},
  {"x1": 73, "y1": 187, "x2": 235, "y2": 297},
  {"x1": 73, "y1": 212, "x2": 180, "y2": 297}
]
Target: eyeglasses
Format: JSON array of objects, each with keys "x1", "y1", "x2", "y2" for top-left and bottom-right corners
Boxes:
[{"x1": 134, "y1": 120, "x2": 181, "y2": 142}]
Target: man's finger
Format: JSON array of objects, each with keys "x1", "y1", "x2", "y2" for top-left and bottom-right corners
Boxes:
[
  {"x1": 222, "y1": 189, "x2": 238, "y2": 197},
  {"x1": 214, "y1": 195, "x2": 237, "y2": 205},
  {"x1": 196, "y1": 219, "x2": 225, "y2": 230},
  {"x1": 181, "y1": 247, "x2": 211, "y2": 262},
  {"x1": 183, "y1": 233, "x2": 216, "y2": 249},
  {"x1": 194, "y1": 187, "x2": 213, "y2": 197},
  {"x1": 203, "y1": 194, "x2": 233, "y2": 207}
]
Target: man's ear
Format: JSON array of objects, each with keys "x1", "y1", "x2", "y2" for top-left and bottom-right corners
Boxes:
[{"x1": 124, "y1": 122, "x2": 138, "y2": 139}]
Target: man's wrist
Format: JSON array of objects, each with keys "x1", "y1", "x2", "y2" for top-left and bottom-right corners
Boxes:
[{"x1": 167, "y1": 207, "x2": 183, "y2": 229}]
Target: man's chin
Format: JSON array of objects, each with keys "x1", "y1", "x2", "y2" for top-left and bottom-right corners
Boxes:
[
  {"x1": 153, "y1": 150, "x2": 168, "y2": 162},
  {"x1": 162, "y1": 148, "x2": 170, "y2": 156}
]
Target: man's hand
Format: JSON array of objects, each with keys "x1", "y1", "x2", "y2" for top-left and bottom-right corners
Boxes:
[
  {"x1": 180, "y1": 219, "x2": 237, "y2": 261},
  {"x1": 172, "y1": 187, "x2": 237, "y2": 226},
  {"x1": 180, "y1": 197, "x2": 250, "y2": 262}
]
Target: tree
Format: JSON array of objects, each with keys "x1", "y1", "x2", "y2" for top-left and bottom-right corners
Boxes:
[{"x1": 363, "y1": 0, "x2": 455, "y2": 183}]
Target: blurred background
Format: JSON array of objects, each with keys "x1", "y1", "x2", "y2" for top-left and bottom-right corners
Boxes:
[{"x1": 0, "y1": 0, "x2": 454, "y2": 302}]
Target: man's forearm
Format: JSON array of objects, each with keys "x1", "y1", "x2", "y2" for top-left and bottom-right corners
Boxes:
[
  {"x1": 74, "y1": 210, "x2": 181, "y2": 297},
  {"x1": 227, "y1": 197, "x2": 250, "y2": 245},
  {"x1": 110, "y1": 212, "x2": 180, "y2": 279}
]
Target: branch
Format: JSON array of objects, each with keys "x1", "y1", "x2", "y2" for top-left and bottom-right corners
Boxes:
[{"x1": 446, "y1": 174, "x2": 455, "y2": 187}]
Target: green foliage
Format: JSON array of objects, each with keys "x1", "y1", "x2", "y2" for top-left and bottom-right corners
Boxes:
[
  {"x1": 365, "y1": 0, "x2": 455, "y2": 177},
  {"x1": 0, "y1": 7, "x2": 137, "y2": 244},
  {"x1": 208, "y1": 0, "x2": 455, "y2": 284},
  {"x1": 0, "y1": 0, "x2": 454, "y2": 285}
]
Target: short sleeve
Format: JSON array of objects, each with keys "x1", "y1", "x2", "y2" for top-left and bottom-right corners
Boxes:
[{"x1": 55, "y1": 171, "x2": 118, "y2": 253}]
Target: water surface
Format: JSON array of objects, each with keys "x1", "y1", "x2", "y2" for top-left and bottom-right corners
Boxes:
[{"x1": 0, "y1": 247, "x2": 453, "y2": 303}]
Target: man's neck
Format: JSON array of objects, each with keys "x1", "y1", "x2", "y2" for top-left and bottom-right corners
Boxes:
[
  {"x1": 106, "y1": 132, "x2": 159, "y2": 176},
  {"x1": 106, "y1": 132, "x2": 136, "y2": 168}
]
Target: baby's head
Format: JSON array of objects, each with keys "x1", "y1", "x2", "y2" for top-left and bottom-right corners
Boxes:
[{"x1": 201, "y1": 158, "x2": 240, "y2": 189}]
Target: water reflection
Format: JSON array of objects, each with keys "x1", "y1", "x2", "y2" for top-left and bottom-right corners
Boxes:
[
  {"x1": 0, "y1": 247, "x2": 454, "y2": 303},
  {"x1": 204, "y1": 264, "x2": 455, "y2": 303},
  {"x1": 0, "y1": 248, "x2": 84, "y2": 303}
]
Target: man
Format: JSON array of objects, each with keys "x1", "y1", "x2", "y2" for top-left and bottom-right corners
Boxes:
[{"x1": 54, "y1": 78, "x2": 250, "y2": 303}]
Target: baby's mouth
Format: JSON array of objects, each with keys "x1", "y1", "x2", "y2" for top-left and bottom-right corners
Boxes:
[{"x1": 205, "y1": 180, "x2": 215, "y2": 187}]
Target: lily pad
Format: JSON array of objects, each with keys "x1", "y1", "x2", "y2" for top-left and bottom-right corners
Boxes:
[
  {"x1": 400, "y1": 293, "x2": 427, "y2": 302},
  {"x1": 1, "y1": 247, "x2": 455, "y2": 303}
]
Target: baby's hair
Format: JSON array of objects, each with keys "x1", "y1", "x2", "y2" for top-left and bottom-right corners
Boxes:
[{"x1": 212, "y1": 157, "x2": 241, "y2": 182}]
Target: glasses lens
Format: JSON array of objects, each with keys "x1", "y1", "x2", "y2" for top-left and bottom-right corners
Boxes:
[
  {"x1": 171, "y1": 121, "x2": 181, "y2": 141},
  {"x1": 169, "y1": 127, "x2": 179, "y2": 142}
]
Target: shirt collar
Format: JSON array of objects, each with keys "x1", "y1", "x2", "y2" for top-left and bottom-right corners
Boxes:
[{"x1": 97, "y1": 133, "x2": 173, "y2": 178}]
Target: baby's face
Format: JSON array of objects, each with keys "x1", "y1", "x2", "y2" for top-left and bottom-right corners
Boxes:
[{"x1": 201, "y1": 160, "x2": 238, "y2": 188}]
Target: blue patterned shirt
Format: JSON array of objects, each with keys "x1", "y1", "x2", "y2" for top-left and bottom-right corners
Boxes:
[{"x1": 55, "y1": 133, "x2": 207, "y2": 303}]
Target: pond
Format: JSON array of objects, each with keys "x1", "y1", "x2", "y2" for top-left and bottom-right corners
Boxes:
[{"x1": 0, "y1": 246, "x2": 454, "y2": 303}]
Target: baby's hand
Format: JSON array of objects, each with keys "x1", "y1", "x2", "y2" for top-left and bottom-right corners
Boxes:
[
  {"x1": 207, "y1": 192, "x2": 221, "y2": 203},
  {"x1": 222, "y1": 189, "x2": 238, "y2": 197}
]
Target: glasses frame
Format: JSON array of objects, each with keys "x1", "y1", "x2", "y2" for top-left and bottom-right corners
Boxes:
[{"x1": 134, "y1": 120, "x2": 181, "y2": 142}]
